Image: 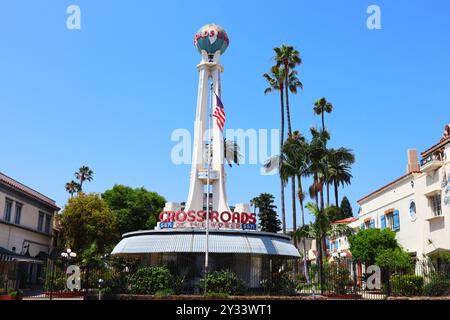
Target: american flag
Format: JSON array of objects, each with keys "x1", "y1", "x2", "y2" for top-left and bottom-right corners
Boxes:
[{"x1": 213, "y1": 93, "x2": 226, "y2": 130}]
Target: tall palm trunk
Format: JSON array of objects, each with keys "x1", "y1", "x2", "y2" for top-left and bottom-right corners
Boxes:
[
  {"x1": 284, "y1": 63, "x2": 297, "y2": 248},
  {"x1": 326, "y1": 183, "x2": 330, "y2": 207},
  {"x1": 279, "y1": 86, "x2": 286, "y2": 234},
  {"x1": 334, "y1": 178, "x2": 339, "y2": 208},
  {"x1": 321, "y1": 113, "x2": 325, "y2": 132},
  {"x1": 297, "y1": 175, "x2": 310, "y2": 284}
]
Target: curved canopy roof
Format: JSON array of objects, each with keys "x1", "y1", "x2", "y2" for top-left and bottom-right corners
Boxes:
[{"x1": 111, "y1": 229, "x2": 299, "y2": 258}]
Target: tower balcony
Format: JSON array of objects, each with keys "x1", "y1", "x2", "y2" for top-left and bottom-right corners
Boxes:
[
  {"x1": 197, "y1": 169, "x2": 219, "y2": 183},
  {"x1": 420, "y1": 154, "x2": 443, "y2": 173}
]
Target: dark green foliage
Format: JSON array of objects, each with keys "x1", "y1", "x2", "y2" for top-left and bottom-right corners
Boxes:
[
  {"x1": 339, "y1": 196, "x2": 353, "y2": 219},
  {"x1": 328, "y1": 263, "x2": 353, "y2": 295},
  {"x1": 375, "y1": 248, "x2": 413, "y2": 269},
  {"x1": 129, "y1": 267, "x2": 171, "y2": 295},
  {"x1": 44, "y1": 270, "x2": 67, "y2": 292},
  {"x1": 103, "y1": 185, "x2": 166, "y2": 235},
  {"x1": 200, "y1": 270, "x2": 246, "y2": 295},
  {"x1": 154, "y1": 288, "x2": 174, "y2": 296},
  {"x1": 348, "y1": 228, "x2": 399, "y2": 265},
  {"x1": 423, "y1": 273, "x2": 450, "y2": 296},
  {"x1": 391, "y1": 274, "x2": 424, "y2": 296},
  {"x1": 262, "y1": 272, "x2": 297, "y2": 296},
  {"x1": 251, "y1": 193, "x2": 281, "y2": 233}
]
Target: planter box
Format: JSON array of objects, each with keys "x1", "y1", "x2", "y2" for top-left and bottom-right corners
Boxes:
[
  {"x1": 0, "y1": 295, "x2": 21, "y2": 301},
  {"x1": 44, "y1": 292, "x2": 85, "y2": 298},
  {"x1": 84, "y1": 294, "x2": 328, "y2": 301}
]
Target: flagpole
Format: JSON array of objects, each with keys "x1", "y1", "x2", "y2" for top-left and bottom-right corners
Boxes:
[{"x1": 204, "y1": 81, "x2": 213, "y2": 294}]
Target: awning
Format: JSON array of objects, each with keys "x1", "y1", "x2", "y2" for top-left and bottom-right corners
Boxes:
[
  {"x1": 363, "y1": 217, "x2": 371, "y2": 223},
  {"x1": 112, "y1": 229, "x2": 300, "y2": 258},
  {"x1": 384, "y1": 208, "x2": 395, "y2": 215},
  {"x1": 0, "y1": 247, "x2": 44, "y2": 263}
]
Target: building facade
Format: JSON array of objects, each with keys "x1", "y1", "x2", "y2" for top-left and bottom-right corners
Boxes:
[
  {"x1": 0, "y1": 172, "x2": 60, "y2": 288},
  {"x1": 355, "y1": 124, "x2": 450, "y2": 260}
]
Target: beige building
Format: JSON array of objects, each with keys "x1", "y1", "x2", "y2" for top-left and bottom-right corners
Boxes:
[
  {"x1": 0, "y1": 172, "x2": 60, "y2": 288},
  {"x1": 356, "y1": 124, "x2": 450, "y2": 260}
]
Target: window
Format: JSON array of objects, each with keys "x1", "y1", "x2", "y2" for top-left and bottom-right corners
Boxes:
[
  {"x1": 409, "y1": 201, "x2": 417, "y2": 221},
  {"x1": 385, "y1": 210, "x2": 400, "y2": 231},
  {"x1": 38, "y1": 212, "x2": 44, "y2": 231},
  {"x1": 431, "y1": 195, "x2": 442, "y2": 217},
  {"x1": 364, "y1": 219, "x2": 375, "y2": 229},
  {"x1": 45, "y1": 214, "x2": 52, "y2": 234},
  {"x1": 4, "y1": 199, "x2": 13, "y2": 222},
  {"x1": 14, "y1": 203, "x2": 22, "y2": 224}
]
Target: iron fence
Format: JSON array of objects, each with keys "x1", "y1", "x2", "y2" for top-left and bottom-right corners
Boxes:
[{"x1": 4, "y1": 257, "x2": 448, "y2": 300}]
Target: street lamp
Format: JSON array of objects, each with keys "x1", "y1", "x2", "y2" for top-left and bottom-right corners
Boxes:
[{"x1": 61, "y1": 249, "x2": 77, "y2": 266}]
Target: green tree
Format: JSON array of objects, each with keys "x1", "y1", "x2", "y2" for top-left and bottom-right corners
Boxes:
[
  {"x1": 65, "y1": 180, "x2": 80, "y2": 197},
  {"x1": 313, "y1": 97, "x2": 333, "y2": 132},
  {"x1": 327, "y1": 148, "x2": 354, "y2": 208},
  {"x1": 348, "y1": 228, "x2": 399, "y2": 265},
  {"x1": 274, "y1": 45, "x2": 303, "y2": 242},
  {"x1": 60, "y1": 193, "x2": 118, "y2": 254},
  {"x1": 75, "y1": 165, "x2": 94, "y2": 191},
  {"x1": 375, "y1": 247, "x2": 413, "y2": 269},
  {"x1": 339, "y1": 196, "x2": 353, "y2": 219},
  {"x1": 102, "y1": 185, "x2": 166, "y2": 236},
  {"x1": 264, "y1": 65, "x2": 287, "y2": 234},
  {"x1": 278, "y1": 131, "x2": 310, "y2": 280},
  {"x1": 251, "y1": 193, "x2": 281, "y2": 233}
]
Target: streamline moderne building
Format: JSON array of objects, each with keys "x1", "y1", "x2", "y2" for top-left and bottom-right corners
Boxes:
[
  {"x1": 355, "y1": 124, "x2": 450, "y2": 260},
  {"x1": 0, "y1": 172, "x2": 60, "y2": 288},
  {"x1": 112, "y1": 24, "x2": 300, "y2": 291}
]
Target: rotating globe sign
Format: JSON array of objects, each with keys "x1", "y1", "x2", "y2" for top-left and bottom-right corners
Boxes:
[{"x1": 194, "y1": 24, "x2": 229, "y2": 55}]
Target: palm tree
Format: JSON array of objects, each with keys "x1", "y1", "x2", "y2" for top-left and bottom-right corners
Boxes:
[
  {"x1": 75, "y1": 166, "x2": 94, "y2": 192},
  {"x1": 327, "y1": 148, "x2": 354, "y2": 207},
  {"x1": 274, "y1": 45, "x2": 302, "y2": 135},
  {"x1": 279, "y1": 131, "x2": 311, "y2": 282},
  {"x1": 294, "y1": 203, "x2": 334, "y2": 294},
  {"x1": 274, "y1": 45, "x2": 303, "y2": 240},
  {"x1": 65, "y1": 180, "x2": 80, "y2": 197},
  {"x1": 264, "y1": 66, "x2": 287, "y2": 234},
  {"x1": 313, "y1": 97, "x2": 333, "y2": 131},
  {"x1": 307, "y1": 127, "x2": 330, "y2": 211}
]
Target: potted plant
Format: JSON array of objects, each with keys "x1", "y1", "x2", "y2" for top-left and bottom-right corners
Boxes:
[{"x1": 0, "y1": 288, "x2": 23, "y2": 300}]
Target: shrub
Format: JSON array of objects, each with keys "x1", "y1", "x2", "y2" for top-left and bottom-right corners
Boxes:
[
  {"x1": 391, "y1": 274, "x2": 424, "y2": 296},
  {"x1": 103, "y1": 272, "x2": 129, "y2": 294},
  {"x1": 423, "y1": 273, "x2": 450, "y2": 296},
  {"x1": 154, "y1": 288, "x2": 174, "y2": 296},
  {"x1": 328, "y1": 264, "x2": 353, "y2": 295},
  {"x1": 200, "y1": 270, "x2": 245, "y2": 295},
  {"x1": 44, "y1": 270, "x2": 67, "y2": 292},
  {"x1": 129, "y1": 266, "x2": 171, "y2": 295},
  {"x1": 262, "y1": 272, "x2": 296, "y2": 296}
]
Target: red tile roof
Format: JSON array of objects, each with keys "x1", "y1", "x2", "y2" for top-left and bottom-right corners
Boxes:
[
  {"x1": 332, "y1": 217, "x2": 357, "y2": 224},
  {"x1": 0, "y1": 172, "x2": 60, "y2": 210}
]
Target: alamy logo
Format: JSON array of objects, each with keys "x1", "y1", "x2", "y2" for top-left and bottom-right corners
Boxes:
[
  {"x1": 66, "y1": 5, "x2": 81, "y2": 30},
  {"x1": 367, "y1": 5, "x2": 382, "y2": 30},
  {"x1": 66, "y1": 265, "x2": 81, "y2": 291}
]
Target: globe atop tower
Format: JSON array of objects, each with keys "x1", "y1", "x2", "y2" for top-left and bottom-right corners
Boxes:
[{"x1": 194, "y1": 24, "x2": 229, "y2": 55}]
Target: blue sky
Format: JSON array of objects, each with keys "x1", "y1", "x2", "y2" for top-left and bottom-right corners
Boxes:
[{"x1": 1, "y1": 0, "x2": 449, "y2": 227}]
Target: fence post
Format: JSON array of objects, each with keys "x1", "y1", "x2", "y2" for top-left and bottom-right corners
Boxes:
[
  {"x1": 49, "y1": 259, "x2": 54, "y2": 301},
  {"x1": 352, "y1": 261, "x2": 358, "y2": 299}
]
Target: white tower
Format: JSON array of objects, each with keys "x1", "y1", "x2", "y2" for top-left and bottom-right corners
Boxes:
[{"x1": 184, "y1": 24, "x2": 231, "y2": 214}]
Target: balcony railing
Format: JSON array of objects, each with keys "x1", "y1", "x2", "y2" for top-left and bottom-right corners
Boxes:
[{"x1": 420, "y1": 153, "x2": 443, "y2": 166}]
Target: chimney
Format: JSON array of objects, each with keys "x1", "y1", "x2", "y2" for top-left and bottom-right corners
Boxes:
[{"x1": 406, "y1": 149, "x2": 420, "y2": 173}]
